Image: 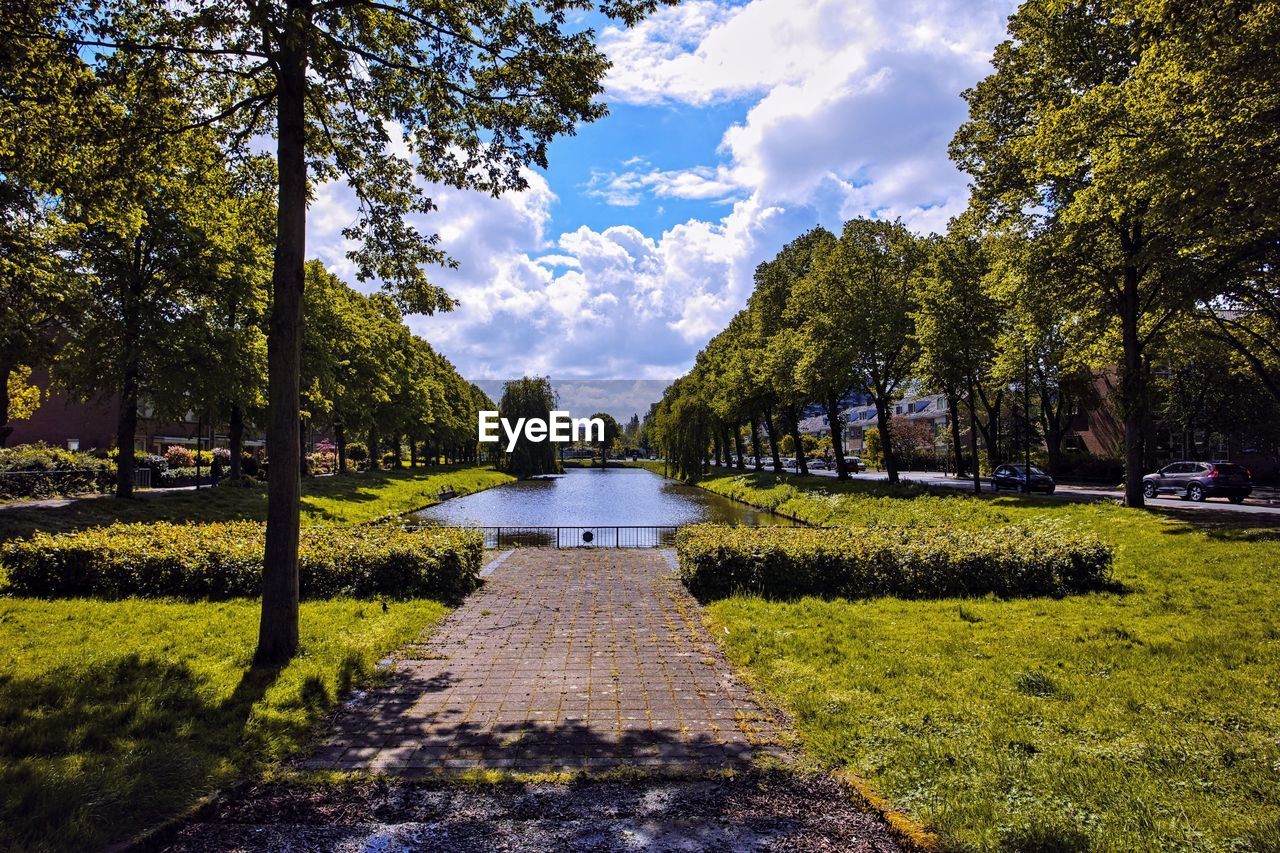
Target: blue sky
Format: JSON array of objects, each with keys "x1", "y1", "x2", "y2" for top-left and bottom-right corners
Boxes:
[{"x1": 307, "y1": 0, "x2": 1021, "y2": 408}]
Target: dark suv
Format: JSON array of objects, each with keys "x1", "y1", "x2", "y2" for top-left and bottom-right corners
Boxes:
[
  {"x1": 991, "y1": 464, "x2": 1056, "y2": 494},
  {"x1": 1142, "y1": 461, "x2": 1253, "y2": 503}
]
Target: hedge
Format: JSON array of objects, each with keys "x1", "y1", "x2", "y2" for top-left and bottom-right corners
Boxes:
[
  {"x1": 675, "y1": 523, "x2": 1114, "y2": 601},
  {"x1": 1, "y1": 521, "x2": 483, "y2": 602},
  {"x1": 0, "y1": 443, "x2": 115, "y2": 499}
]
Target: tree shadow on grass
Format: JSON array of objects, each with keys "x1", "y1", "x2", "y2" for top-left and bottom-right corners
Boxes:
[{"x1": 0, "y1": 655, "x2": 282, "y2": 852}]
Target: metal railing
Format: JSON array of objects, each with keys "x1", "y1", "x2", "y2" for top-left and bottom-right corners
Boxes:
[{"x1": 413, "y1": 525, "x2": 681, "y2": 549}]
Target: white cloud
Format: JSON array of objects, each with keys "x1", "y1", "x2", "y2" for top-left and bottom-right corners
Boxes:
[{"x1": 306, "y1": 0, "x2": 1017, "y2": 380}]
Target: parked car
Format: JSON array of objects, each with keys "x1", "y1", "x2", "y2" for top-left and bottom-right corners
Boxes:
[
  {"x1": 847, "y1": 455, "x2": 864, "y2": 473},
  {"x1": 1142, "y1": 461, "x2": 1252, "y2": 503},
  {"x1": 781, "y1": 457, "x2": 797, "y2": 470},
  {"x1": 991, "y1": 464, "x2": 1056, "y2": 494},
  {"x1": 807, "y1": 458, "x2": 828, "y2": 470}
]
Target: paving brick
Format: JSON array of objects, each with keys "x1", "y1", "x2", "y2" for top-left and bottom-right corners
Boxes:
[{"x1": 300, "y1": 548, "x2": 782, "y2": 775}]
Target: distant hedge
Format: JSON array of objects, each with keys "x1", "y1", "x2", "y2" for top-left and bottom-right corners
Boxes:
[
  {"x1": 0, "y1": 444, "x2": 115, "y2": 499},
  {"x1": 675, "y1": 523, "x2": 1113, "y2": 601},
  {"x1": 1, "y1": 521, "x2": 482, "y2": 601}
]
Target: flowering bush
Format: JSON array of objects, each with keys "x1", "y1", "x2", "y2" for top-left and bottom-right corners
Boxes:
[
  {"x1": 675, "y1": 522, "x2": 1113, "y2": 601},
  {"x1": 2, "y1": 522, "x2": 483, "y2": 602},
  {"x1": 164, "y1": 445, "x2": 196, "y2": 469}
]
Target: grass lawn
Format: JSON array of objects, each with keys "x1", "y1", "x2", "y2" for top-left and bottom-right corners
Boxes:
[
  {"x1": 693, "y1": 472, "x2": 1280, "y2": 852},
  {"x1": 0, "y1": 465, "x2": 514, "y2": 541},
  {"x1": 0, "y1": 597, "x2": 449, "y2": 852},
  {"x1": 0, "y1": 464, "x2": 510, "y2": 850}
]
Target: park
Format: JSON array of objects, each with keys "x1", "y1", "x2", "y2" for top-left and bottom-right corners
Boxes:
[{"x1": 2, "y1": 0, "x2": 1280, "y2": 851}]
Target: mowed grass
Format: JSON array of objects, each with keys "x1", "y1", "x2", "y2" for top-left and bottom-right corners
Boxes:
[
  {"x1": 0, "y1": 465, "x2": 509, "y2": 850},
  {"x1": 0, "y1": 465, "x2": 514, "y2": 541},
  {"x1": 695, "y1": 472, "x2": 1280, "y2": 852},
  {"x1": 0, "y1": 597, "x2": 449, "y2": 852}
]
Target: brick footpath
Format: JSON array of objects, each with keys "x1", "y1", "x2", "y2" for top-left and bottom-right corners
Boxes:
[{"x1": 298, "y1": 548, "x2": 783, "y2": 775}]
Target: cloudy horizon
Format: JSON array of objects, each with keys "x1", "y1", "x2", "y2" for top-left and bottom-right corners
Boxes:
[{"x1": 307, "y1": 0, "x2": 1019, "y2": 383}]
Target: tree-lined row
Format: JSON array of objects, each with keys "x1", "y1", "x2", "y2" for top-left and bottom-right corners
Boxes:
[
  {"x1": 0, "y1": 58, "x2": 488, "y2": 494},
  {"x1": 655, "y1": 0, "x2": 1280, "y2": 506}
]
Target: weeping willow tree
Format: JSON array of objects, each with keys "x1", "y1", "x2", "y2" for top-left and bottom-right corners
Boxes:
[
  {"x1": 651, "y1": 375, "x2": 712, "y2": 482},
  {"x1": 497, "y1": 377, "x2": 559, "y2": 479}
]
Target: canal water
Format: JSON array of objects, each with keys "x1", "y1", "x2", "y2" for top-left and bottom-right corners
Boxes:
[{"x1": 413, "y1": 466, "x2": 788, "y2": 528}]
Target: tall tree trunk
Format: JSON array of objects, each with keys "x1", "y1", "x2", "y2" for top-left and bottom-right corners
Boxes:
[
  {"x1": 393, "y1": 433, "x2": 403, "y2": 468},
  {"x1": 1119, "y1": 265, "x2": 1146, "y2": 507},
  {"x1": 786, "y1": 407, "x2": 809, "y2": 476},
  {"x1": 229, "y1": 403, "x2": 244, "y2": 479},
  {"x1": 115, "y1": 360, "x2": 138, "y2": 498},
  {"x1": 335, "y1": 422, "x2": 347, "y2": 474},
  {"x1": 299, "y1": 416, "x2": 308, "y2": 477},
  {"x1": 763, "y1": 409, "x2": 783, "y2": 473},
  {"x1": 368, "y1": 425, "x2": 380, "y2": 470},
  {"x1": 875, "y1": 396, "x2": 899, "y2": 484},
  {"x1": 711, "y1": 432, "x2": 722, "y2": 468},
  {"x1": 946, "y1": 389, "x2": 966, "y2": 478},
  {"x1": 824, "y1": 396, "x2": 849, "y2": 480},
  {"x1": 733, "y1": 424, "x2": 746, "y2": 471},
  {"x1": 749, "y1": 416, "x2": 763, "y2": 471},
  {"x1": 409, "y1": 438, "x2": 417, "y2": 468},
  {"x1": 256, "y1": 37, "x2": 308, "y2": 667},
  {"x1": 0, "y1": 360, "x2": 11, "y2": 448},
  {"x1": 967, "y1": 386, "x2": 981, "y2": 493},
  {"x1": 720, "y1": 424, "x2": 733, "y2": 468}
]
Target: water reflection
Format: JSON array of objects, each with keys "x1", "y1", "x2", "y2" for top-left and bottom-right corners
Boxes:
[{"x1": 413, "y1": 467, "x2": 789, "y2": 528}]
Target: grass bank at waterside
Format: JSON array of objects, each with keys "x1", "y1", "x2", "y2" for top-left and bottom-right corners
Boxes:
[{"x1": 691, "y1": 471, "x2": 1280, "y2": 851}]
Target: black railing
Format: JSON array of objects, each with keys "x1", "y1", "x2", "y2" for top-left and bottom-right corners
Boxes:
[{"x1": 411, "y1": 525, "x2": 680, "y2": 549}]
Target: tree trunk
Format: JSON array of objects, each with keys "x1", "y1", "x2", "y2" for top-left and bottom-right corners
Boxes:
[
  {"x1": 229, "y1": 403, "x2": 244, "y2": 479},
  {"x1": 786, "y1": 407, "x2": 809, "y2": 476},
  {"x1": 0, "y1": 360, "x2": 11, "y2": 448},
  {"x1": 1119, "y1": 266, "x2": 1146, "y2": 507},
  {"x1": 368, "y1": 425, "x2": 380, "y2": 470},
  {"x1": 335, "y1": 422, "x2": 347, "y2": 474},
  {"x1": 967, "y1": 387, "x2": 981, "y2": 493},
  {"x1": 393, "y1": 433, "x2": 403, "y2": 468},
  {"x1": 763, "y1": 409, "x2": 783, "y2": 473},
  {"x1": 256, "y1": 37, "x2": 308, "y2": 667},
  {"x1": 946, "y1": 389, "x2": 966, "y2": 478},
  {"x1": 875, "y1": 396, "x2": 899, "y2": 484},
  {"x1": 733, "y1": 424, "x2": 746, "y2": 471},
  {"x1": 409, "y1": 438, "x2": 417, "y2": 468},
  {"x1": 824, "y1": 396, "x2": 849, "y2": 480},
  {"x1": 115, "y1": 361, "x2": 138, "y2": 498},
  {"x1": 720, "y1": 424, "x2": 733, "y2": 468},
  {"x1": 749, "y1": 416, "x2": 763, "y2": 471}
]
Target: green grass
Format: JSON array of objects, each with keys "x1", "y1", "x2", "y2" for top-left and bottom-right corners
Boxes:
[
  {"x1": 694, "y1": 472, "x2": 1280, "y2": 852},
  {"x1": 0, "y1": 596, "x2": 449, "y2": 852},
  {"x1": 0, "y1": 465, "x2": 514, "y2": 541}
]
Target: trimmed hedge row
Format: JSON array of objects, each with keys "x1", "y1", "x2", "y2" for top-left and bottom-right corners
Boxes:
[
  {"x1": 675, "y1": 522, "x2": 1114, "y2": 601},
  {"x1": 0, "y1": 521, "x2": 483, "y2": 601},
  {"x1": 0, "y1": 444, "x2": 115, "y2": 499}
]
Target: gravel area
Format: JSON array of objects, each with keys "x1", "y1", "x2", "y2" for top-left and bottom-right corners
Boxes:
[{"x1": 154, "y1": 772, "x2": 905, "y2": 852}]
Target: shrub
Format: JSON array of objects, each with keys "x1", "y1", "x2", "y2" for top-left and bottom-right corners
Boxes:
[
  {"x1": 675, "y1": 522, "x2": 1113, "y2": 601},
  {"x1": 0, "y1": 443, "x2": 115, "y2": 499},
  {"x1": 159, "y1": 466, "x2": 201, "y2": 485},
  {"x1": 240, "y1": 453, "x2": 260, "y2": 477},
  {"x1": 346, "y1": 442, "x2": 369, "y2": 463},
  {"x1": 1, "y1": 521, "x2": 483, "y2": 602},
  {"x1": 308, "y1": 450, "x2": 336, "y2": 474},
  {"x1": 164, "y1": 445, "x2": 196, "y2": 469},
  {"x1": 212, "y1": 447, "x2": 232, "y2": 463}
]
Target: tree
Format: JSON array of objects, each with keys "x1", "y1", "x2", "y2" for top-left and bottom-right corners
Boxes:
[
  {"x1": 498, "y1": 377, "x2": 558, "y2": 479},
  {"x1": 806, "y1": 218, "x2": 924, "y2": 484},
  {"x1": 914, "y1": 226, "x2": 1003, "y2": 489},
  {"x1": 12, "y1": 0, "x2": 677, "y2": 664},
  {"x1": 590, "y1": 412, "x2": 620, "y2": 466},
  {"x1": 951, "y1": 0, "x2": 1219, "y2": 506}
]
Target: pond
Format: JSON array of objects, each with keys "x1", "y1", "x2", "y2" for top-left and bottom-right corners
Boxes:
[{"x1": 413, "y1": 467, "x2": 789, "y2": 542}]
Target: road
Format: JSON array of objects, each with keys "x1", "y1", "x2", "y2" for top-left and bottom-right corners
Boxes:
[{"x1": 708, "y1": 463, "x2": 1280, "y2": 519}]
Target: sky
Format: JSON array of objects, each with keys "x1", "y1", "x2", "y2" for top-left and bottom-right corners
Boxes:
[{"x1": 306, "y1": 0, "x2": 1020, "y2": 415}]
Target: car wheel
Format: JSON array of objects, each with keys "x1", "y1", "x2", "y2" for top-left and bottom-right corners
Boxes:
[
  {"x1": 1188, "y1": 483, "x2": 1205, "y2": 502},
  {"x1": 1046, "y1": 486, "x2": 1056, "y2": 495},
  {"x1": 1142, "y1": 482, "x2": 1156, "y2": 499},
  {"x1": 1228, "y1": 496, "x2": 1245, "y2": 504}
]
